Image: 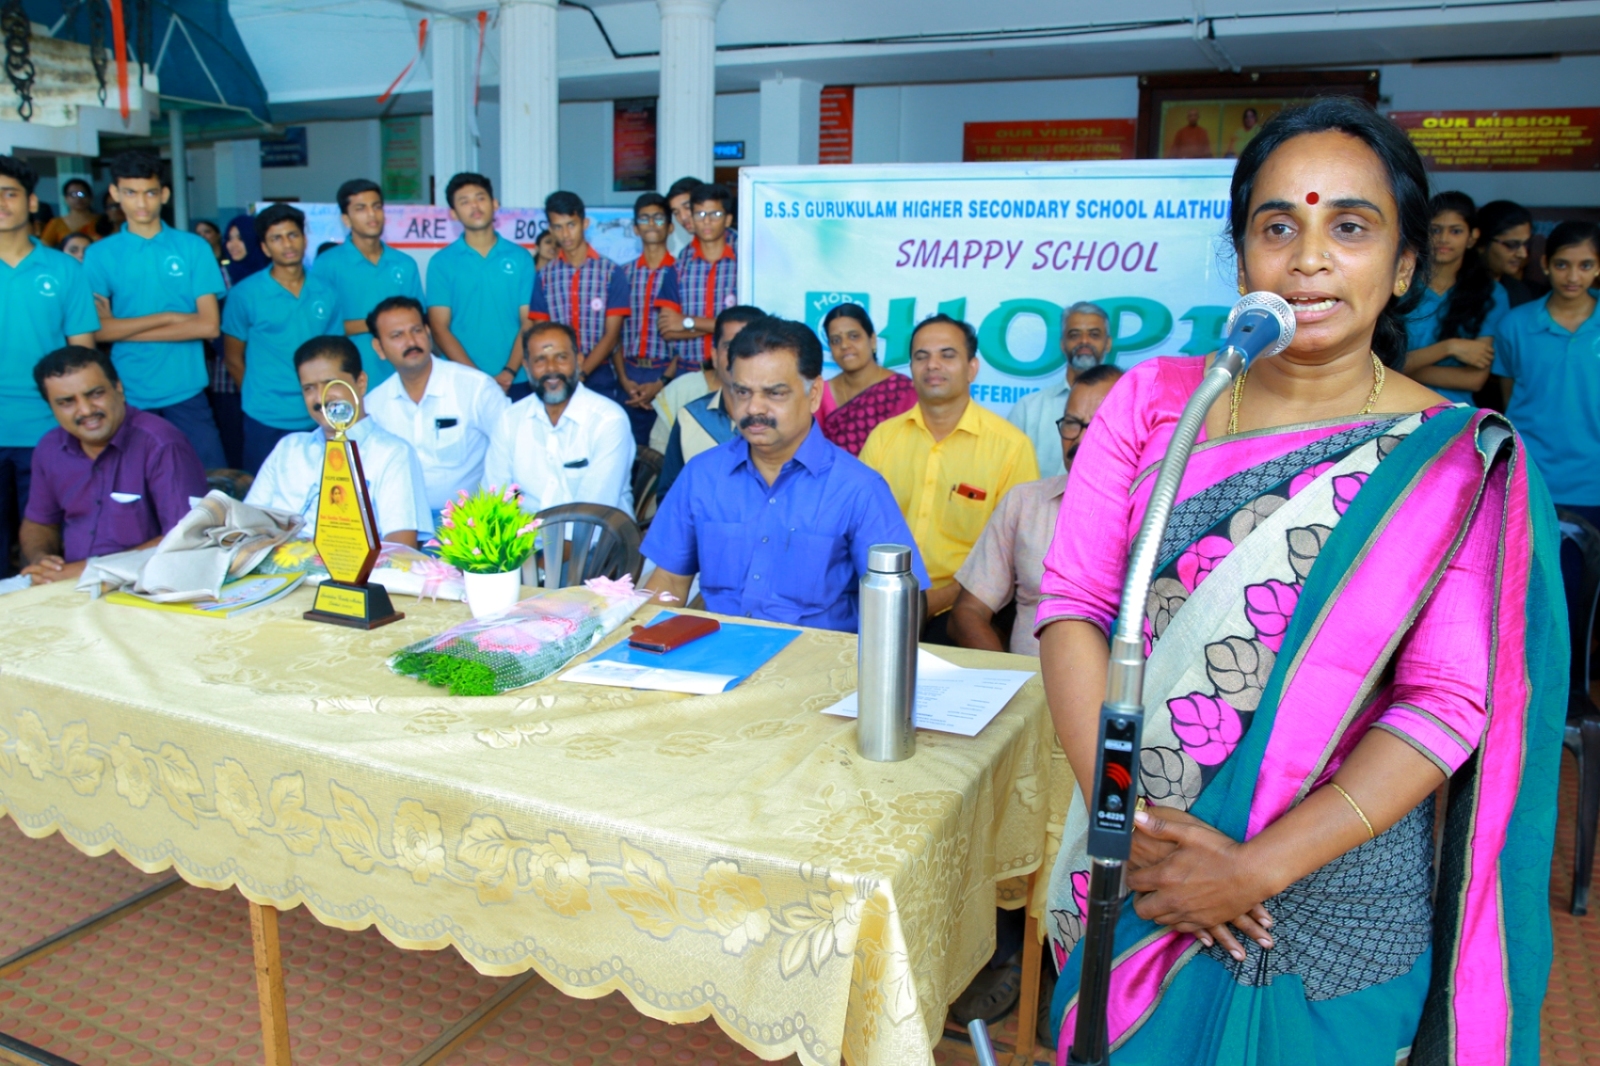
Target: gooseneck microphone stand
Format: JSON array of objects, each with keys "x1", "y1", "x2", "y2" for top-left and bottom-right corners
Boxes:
[{"x1": 1065, "y1": 294, "x2": 1293, "y2": 1066}]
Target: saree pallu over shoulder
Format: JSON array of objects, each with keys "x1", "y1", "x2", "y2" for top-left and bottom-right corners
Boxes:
[
  {"x1": 820, "y1": 373, "x2": 918, "y2": 456},
  {"x1": 1048, "y1": 406, "x2": 1565, "y2": 1066}
]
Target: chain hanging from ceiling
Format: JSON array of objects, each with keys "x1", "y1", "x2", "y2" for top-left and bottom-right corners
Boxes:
[
  {"x1": 87, "y1": 0, "x2": 107, "y2": 104},
  {"x1": 1, "y1": 0, "x2": 34, "y2": 121}
]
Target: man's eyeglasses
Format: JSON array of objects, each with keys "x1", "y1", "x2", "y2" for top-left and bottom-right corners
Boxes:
[
  {"x1": 635, "y1": 215, "x2": 669, "y2": 226},
  {"x1": 692, "y1": 209, "x2": 726, "y2": 221},
  {"x1": 1493, "y1": 238, "x2": 1529, "y2": 252},
  {"x1": 1057, "y1": 415, "x2": 1092, "y2": 439}
]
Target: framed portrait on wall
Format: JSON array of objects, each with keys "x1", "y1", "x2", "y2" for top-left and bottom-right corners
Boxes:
[{"x1": 1138, "y1": 71, "x2": 1381, "y2": 159}]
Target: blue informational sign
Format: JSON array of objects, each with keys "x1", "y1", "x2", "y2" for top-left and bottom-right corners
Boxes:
[
  {"x1": 714, "y1": 141, "x2": 746, "y2": 161},
  {"x1": 260, "y1": 126, "x2": 309, "y2": 168},
  {"x1": 738, "y1": 160, "x2": 1240, "y2": 413}
]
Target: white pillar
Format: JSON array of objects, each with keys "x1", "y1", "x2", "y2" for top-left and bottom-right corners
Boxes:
[
  {"x1": 430, "y1": 16, "x2": 477, "y2": 205},
  {"x1": 656, "y1": 0, "x2": 721, "y2": 190},
  {"x1": 498, "y1": 0, "x2": 559, "y2": 208},
  {"x1": 759, "y1": 77, "x2": 822, "y2": 166},
  {"x1": 214, "y1": 138, "x2": 261, "y2": 219}
]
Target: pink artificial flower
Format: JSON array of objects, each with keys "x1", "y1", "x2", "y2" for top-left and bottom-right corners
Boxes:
[
  {"x1": 466, "y1": 517, "x2": 476, "y2": 528},
  {"x1": 424, "y1": 539, "x2": 440, "y2": 549},
  {"x1": 1175, "y1": 535, "x2": 1231, "y2": 593},
  {"x1": 517, "y1": 522, "x2": 539, "y2": 537},
  {"x1": 1168, "y1": 691, "x2": 1243, "y2": 765},
  {"x1": 473, "y1": 614, "x2": 581, "y2": 654},
  {"x1": 502, "y1": 485, "x2": 515, "y2": 503},
  {"x1": 471, "y1": 547, "x2": 483, "y2": 556},
  {"x1": 584, "y1": 574, "x2": 637, "y2": 601},
  {"x1": 1289, "y1": 461, "x2": 1335, "y2": 498},
  {"x1": 1244, "y1": 579, "x2": 1299, "y2": 651},
  {"x1": 1332, "y1": 472, "x2": 1368, "y2": 515}
]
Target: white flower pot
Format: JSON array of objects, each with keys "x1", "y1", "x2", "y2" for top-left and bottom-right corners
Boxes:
[{"x1": 462, "y1": 569, "x2": 520, "y2": 619}]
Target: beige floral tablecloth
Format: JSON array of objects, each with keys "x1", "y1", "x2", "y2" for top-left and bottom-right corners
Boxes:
[{"x1": 0, "y1": 582, "x2": 1059, "y2": 1066}]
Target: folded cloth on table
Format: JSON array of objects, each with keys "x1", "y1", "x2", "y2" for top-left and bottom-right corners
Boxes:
[
  {"x1": 77, "y1": 491, "x2": 303, "y2": 602},
  {"x1": 389, "y1": 576, "x2": 651, "y2": 695}
]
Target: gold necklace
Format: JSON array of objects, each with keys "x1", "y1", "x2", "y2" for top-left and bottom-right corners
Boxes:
[{"x1": 1228, "y1": 352, "x2": 1385, "y2": 436}]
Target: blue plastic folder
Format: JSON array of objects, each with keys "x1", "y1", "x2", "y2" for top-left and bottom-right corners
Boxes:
[{"x1": 568, "y1": 612, "x2": 801, "y2": 694}]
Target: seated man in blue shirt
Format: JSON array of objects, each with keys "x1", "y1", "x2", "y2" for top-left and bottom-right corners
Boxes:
[{"x1": 641, "y1": 316, "x2": 928, "y2": 631}]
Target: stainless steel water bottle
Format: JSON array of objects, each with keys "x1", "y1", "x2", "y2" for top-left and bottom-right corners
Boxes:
[{"x1": 857, "y1": 543, "x2": 919, "y2": 762}]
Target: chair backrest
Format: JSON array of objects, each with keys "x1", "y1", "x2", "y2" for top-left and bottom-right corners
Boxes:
[
  {"x1": 631, "y1": 447, "x2": 663, "y2": 528},
  {"x1": 524, "y1": 502, "x2": 643, "y2": 591},
  {"x1": 1556, "y1": 509, "x2": 1600, "y2": 694}
]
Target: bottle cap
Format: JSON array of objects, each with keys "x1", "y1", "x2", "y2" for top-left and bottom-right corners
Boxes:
[{"x1": 867, "y1": 544, "x2": 913, "y2": 574}]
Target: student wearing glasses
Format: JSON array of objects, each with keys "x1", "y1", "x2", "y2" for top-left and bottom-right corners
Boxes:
[
  {"x1": 657, "y1": 183, "x2": 738, "y2": 370},
  {"x1": 615, "y1": 192, "x2": 682, "y2": 445},
  {"x1": 1476, "y1": 200, "x2": 1545, "y2": 308}
]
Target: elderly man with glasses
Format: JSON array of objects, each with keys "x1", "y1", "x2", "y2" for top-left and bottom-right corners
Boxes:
[
  {"x1": 1006, "y1": 300, "x2": 1115, "y2": 478},
  {"x1": 949, "y1": 363, "x2": 1123, "y2": 656}
]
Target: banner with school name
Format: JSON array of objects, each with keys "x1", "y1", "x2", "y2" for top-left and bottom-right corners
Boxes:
[
  {"x1": 256, "y1": 203, "x2": 643, "y2": 277},
  {"x1": 736, "y1": 159, "x2": 1239, "y2": 414}
]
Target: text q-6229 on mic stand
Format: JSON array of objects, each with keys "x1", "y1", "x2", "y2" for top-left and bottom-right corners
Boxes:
[{"x1": 1064, "y1": 292, "x2": 1295, "y2": 1066}]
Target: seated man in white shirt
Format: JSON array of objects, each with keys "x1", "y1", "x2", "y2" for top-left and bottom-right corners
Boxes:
[
  {"x1": 245, "y1": 335, "x2": 432, "y2": 545},
  {"x1": 362, "y1": 295, "x2": 509, "y2": 523},
  {"x1": 484, "y1": 321, "x2": 634, "y2": 515}
]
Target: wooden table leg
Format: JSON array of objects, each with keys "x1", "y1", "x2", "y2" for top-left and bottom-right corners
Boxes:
[
  {"x1": 1011, "y1": 874, "x2": 1042, "y2": 1066},
  {"x1": 249, "y1": 901, "x2": 292, "y2": 1066}
]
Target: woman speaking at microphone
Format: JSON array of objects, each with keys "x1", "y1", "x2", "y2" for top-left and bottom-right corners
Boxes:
[{"x1": 1036, "y1": 95, "x2": 1563, "y2": 1066}]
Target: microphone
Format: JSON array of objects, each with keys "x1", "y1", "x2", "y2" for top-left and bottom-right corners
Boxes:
[
  {"x1": 1219, "y1": 291, "x2": 1297, "y2": 372},
  {"x1": 1065, "y1": 289, "x2": 1295, "y2": 1066}
]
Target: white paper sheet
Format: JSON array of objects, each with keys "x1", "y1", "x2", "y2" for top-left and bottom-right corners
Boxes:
[
  {"x1": 560, "y1": 659, "x2": 738, "y2": 696},
  {"x1": 821, "y1": 649, "x2": 1035, "y2": 737}
]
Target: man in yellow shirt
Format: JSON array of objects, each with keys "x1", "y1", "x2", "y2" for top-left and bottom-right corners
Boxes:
[{"x1": 859, "y1": 314, "x2": 1039, "y2": 639}]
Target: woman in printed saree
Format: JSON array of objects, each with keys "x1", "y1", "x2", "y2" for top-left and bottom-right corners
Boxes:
[
  {"x1": 818, "y1": 303, "x2": 917, "y2": 455},
  {"x1": 1037, "y1": 97, "x2": 1565, "y2": 1066}
]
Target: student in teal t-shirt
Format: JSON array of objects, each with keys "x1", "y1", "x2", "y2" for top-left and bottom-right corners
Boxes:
[
  {"x1": 221, "y1": 202, "x2": 340, "y2": 473},
  {"x1": 83, "y1": 150, "x2": 228, "y2": 468},
  {"x1": 0, "y1": 154, "x2": 100, "y2": 578},
  {"x1": 310, "y1": 178, "x2": 424, "y2": 389},
  {"x1": 1492, "y1": 219, "x2": 1600, "y2": 521},
  {"x1": 1402, "y1": 192, "x2": 1510, "y2": 406},
  {"x1": 425, "y1": 172, "x2": 533, "y2": 395}
]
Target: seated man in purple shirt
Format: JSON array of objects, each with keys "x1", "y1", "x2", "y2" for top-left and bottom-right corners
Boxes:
[
  {"x1": 641, "y1": 316, "x2": 928, "y2": 631},
  {"x1": 21, "y1": 346, "x2": 208, "y2": 584}
]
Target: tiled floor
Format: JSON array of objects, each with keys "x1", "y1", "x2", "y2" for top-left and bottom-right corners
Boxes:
[{"x1": 6, "y1": 755, "x2": 1597, "y2": 1066}]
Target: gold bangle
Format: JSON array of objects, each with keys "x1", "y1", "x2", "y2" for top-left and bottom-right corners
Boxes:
[{"x1": 1329, "y1": 782, "x2": 1375, "y2": 841}]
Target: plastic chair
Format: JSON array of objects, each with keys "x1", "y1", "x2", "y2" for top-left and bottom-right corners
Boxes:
[
  {"x1": 631, "y1": 447, "x2": 663, "y2": 528},
  {"x1": 523, "y1": 503, "x2": 643, "y2": 591},
  {"x1": 1558, "y1": 509, "x2": 1600, "y2": 914}
]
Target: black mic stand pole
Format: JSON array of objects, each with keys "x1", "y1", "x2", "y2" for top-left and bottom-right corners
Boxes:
[{"x1": 1064, "y1": 347, "x2": 1248, "y2": 1066}]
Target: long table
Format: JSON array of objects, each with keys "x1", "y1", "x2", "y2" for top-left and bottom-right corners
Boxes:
[{"x1": 0, "y1": 582, "x2": 1066, "y2": 1066}]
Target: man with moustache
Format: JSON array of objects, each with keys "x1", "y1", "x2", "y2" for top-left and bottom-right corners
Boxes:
[
  {"x1": 860, "y1": 314, "x2": 1038, "y2": 642},
  {"x1": 483, "y1": 321, "x2": 634, "y2": 515},
  {"x1": 21, "y1": 346, "x2": 207, "y2": 584},
  {"x1": 642, "y1": 316, "x2": 925, "y2": 631},
  {"x1": 362, "y1": 296, "x2": 508, "y2": 522},
  {"x1": 1006, "y1": 301, "x2": 1113, "y2": 478},
  {"x1": 950, "y1": 363, "x2": 1123, "y2": 656}
]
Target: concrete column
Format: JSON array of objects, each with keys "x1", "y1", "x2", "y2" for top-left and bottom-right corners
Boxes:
[
  {"x1": 656, "y1": 0, "x2": 721, "y2": 189},
  {"x1": 168, "y1": 109, "x2": 189, "y2": 230},
  {"x1": 498, "y1": 0, "x2": 559, "y2": 208},
  {"x1": 214, "y1": 138, "x2": 261, "y2": 220},
  {"x1": 430, "y1": 16, "x2": 477, "y2": 204},
  {"x1": 758, "y1": 77, "x2": 822, "y2": 166}
]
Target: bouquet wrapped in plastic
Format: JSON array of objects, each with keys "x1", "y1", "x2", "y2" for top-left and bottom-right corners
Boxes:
[{"x1": 388, "y1": 575, "x2": 651, "y2": 695}]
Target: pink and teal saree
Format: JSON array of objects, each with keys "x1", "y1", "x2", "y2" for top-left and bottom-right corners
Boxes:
[{"x1": 1036, "y1": 356, "x2": 1565, "y2": 1065}]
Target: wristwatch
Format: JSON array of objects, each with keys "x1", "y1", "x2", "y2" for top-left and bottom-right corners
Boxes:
[{"x1": 683, "y1": 316, "x2": 696, "y2": 331}]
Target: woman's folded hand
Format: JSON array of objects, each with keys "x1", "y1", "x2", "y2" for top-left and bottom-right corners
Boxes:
[{"x1": 1126, "y1": 807, "x2": 1277, "y2": 961}]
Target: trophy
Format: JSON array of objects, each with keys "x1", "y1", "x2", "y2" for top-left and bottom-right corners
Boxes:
[{"x1": 302, "y1": 381, "x2": 404, "y2": 629}]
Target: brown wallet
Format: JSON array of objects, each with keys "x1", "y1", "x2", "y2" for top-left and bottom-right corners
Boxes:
[{"x1": 628, "y1": 615, "x2": 721, "y2": 653}]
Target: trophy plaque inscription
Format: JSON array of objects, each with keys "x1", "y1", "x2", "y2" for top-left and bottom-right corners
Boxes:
[{"x1": 302, "y1": 382, "x2": 404, "y2": 629}]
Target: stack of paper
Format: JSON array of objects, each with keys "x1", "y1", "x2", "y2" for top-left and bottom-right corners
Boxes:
[{"x1": 822, "y1": 649, "x2": 1034, "y2": 737}]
